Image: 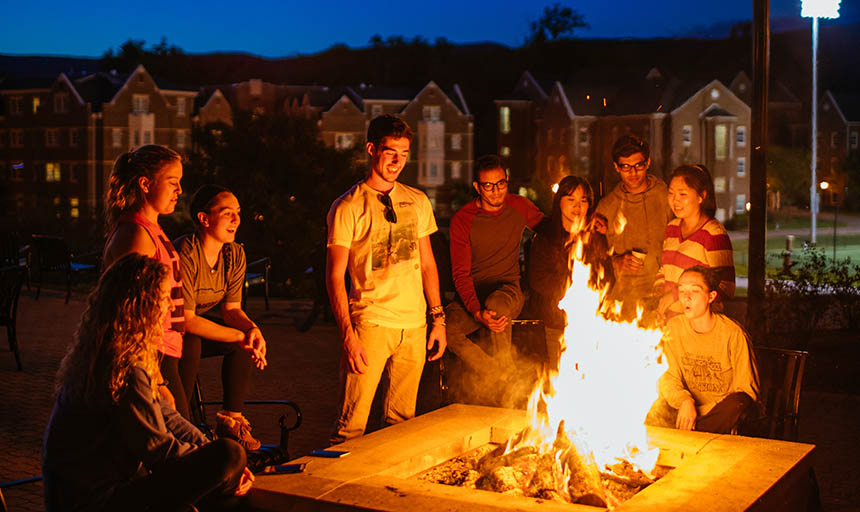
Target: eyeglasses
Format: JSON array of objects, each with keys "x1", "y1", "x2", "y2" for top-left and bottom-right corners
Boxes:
[
  {"x1": 378, "y1": 193, "x2": 397, "y2": 223},
  {"x1": 478, "y1": 178, "x2": 508, "y2": 192},
  {"x1": 616, "y1": 160, "x2": 648, "y2": 173}
]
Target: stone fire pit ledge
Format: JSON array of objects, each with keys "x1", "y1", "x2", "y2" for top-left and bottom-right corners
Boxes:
[{"x1": 249, "y1": 404, "x2": 816, "y2": 511}]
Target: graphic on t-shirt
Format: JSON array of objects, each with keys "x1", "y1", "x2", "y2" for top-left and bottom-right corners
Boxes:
[
  {"x1": 371, "y1": 200, "x2": 418, "y2": 272},
  {"x1": 682, "y1": 354, "x2": 728, "y2": 394}
]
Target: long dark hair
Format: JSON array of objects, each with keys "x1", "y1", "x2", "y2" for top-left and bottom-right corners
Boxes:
[
  {"x1": 669, "y1": 164, "x2": 717, "y2": 218},
  {"x1": 542, "y1": 175, "x2": 594, "y2": 245}
]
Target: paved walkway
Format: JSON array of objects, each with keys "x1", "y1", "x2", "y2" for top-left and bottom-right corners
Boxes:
[{"x1": 1, "y1": 290, "x2": 859, "y2": 511}]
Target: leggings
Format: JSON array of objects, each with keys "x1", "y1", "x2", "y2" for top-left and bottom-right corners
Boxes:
[
  {"x1": 179, "y1": 333, "x2": 253, "y2": 417},
  {"x1": 105, "y1": 438, "x2": 246, "y2": 512},
  {"x1": 160, "y1": 354, "x2": 189, "y2": 419}
]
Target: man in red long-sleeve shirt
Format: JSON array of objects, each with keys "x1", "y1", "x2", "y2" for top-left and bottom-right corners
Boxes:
[{"x1": 446, "y1": 155, "x2": 543, "y2": 398}]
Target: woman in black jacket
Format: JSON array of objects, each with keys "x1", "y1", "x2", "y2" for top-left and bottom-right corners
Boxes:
[{"x1": 526, "y1": 176, "x2": 614, "y2": 371}]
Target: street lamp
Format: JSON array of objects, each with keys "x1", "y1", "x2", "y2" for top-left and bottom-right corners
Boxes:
[
  {"x1": 819, "y1": 180, "x2": 837, "y2": 262},
  {"x1": 802, "y1": 0, "x2": 841, "y2": 244}
]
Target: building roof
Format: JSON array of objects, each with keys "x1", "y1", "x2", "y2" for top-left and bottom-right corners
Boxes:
[
  {"x1": 351, "y1": 84, "x2": 416, "y2": 101},
  {"x1": 72, "y1": 71, "x2": 127, "y2": 112},
  {"x1": 829, "y1": 91, "x2": 860, "y2": 123}
]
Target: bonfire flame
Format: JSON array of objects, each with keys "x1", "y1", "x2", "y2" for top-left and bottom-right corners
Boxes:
[{"x1": 506, "y1": 237, "x2": 666, "y2": 506}]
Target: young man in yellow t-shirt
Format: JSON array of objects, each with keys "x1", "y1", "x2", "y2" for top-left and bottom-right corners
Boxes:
[{"x1": 326, "y1": 115, "x2": 447, "y2": 443}]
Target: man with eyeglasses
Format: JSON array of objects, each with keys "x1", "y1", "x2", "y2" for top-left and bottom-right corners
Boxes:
[
  {"x1": 595, "y1": 135, "x2": 673, "y2": 320},
  {"x1": 325, "y1": 115, "x2": 446, "y2": 444},
  {"x1": 446, "y1": 154, "x2": 543, "y2": 405}
]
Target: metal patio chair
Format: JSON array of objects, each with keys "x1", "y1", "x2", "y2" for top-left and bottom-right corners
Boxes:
[
  {"x1": 746, "y1": 346, "x2": 809, "y2": 441},
  {"x1": 0, "y1": 266, "x2": 27, "y2": 370}
]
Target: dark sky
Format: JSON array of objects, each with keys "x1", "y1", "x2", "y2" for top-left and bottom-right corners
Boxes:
[{"x1": 1, "y1": 0, "x2": 856, "y2": 58}]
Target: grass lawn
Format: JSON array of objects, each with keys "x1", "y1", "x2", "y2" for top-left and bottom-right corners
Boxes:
[{"x1": 733, "y1": 233, "x2": 860, "y2": 277}]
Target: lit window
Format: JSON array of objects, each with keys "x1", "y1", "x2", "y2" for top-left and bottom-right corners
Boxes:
[
  {"x1": 10, "y1": 129, "x2": 24, "y2": 147},
  {"x1": 371, "y1": 104, "x2": 383, "y2": 118},
  {"x1": 852, "y1": 131, "x2": 858, "y2": 150},
  {"x1": 54, "y1": 93, "x2": 68, "y2": 113},
  {"x1": 423, "y1": 105, "x2": 441, "y2": 121},
  {"x1": 45, "y1": 129, "x2": 60, "y2": 147},
  {"x1": 70, "y1": 197, "x2": 80, "y2": 218},
  {"x1": 335, "y1": 133, "x2": 354, "y2": 150},
  {"x1": 737, "y1": 157, "x2": 746, "y2": 177},
  {"x1": 579, "y1": 127, "x2": 588, "y2": 145},
  {"x1": 499, "y1": 106, "x2": 511, "y2": 134},
  {"x1": 132, "y1": 94, "x2": 150, "y2": 114},
  {"x1": 714, "y1": 177, "x2": 726, "y2": 193},
  {"x1": 69, "y1": 129, "x2": 80, "y2": 147},
  {"x1": 10, "y1": 96, "x2": 25, "y2": 115},
  {"x1": 500, "y1": 145, "x2": 511, "y2": 156},
  {"x1": 736, "y1": 126, "x2": 746, "y2": 147},
  {"x1": 46, "y1": 162, "x2": 61, "y2": 182},
  {"x1": 32, "y1": 96, "x2": 41, "y2": 113},
  {"x1": 735, "y1": 194, "x2": 746, "y2": 213},
  {"x1": 176, "y1": 130, "x2": 186, "y2": 148},
  {"x1": 451, "y1": 161, "x2": 462, "y2": 179},
  {"x1": 11, "y1": 161, "x2": 25, "y2": 181},
  {"x1": 451, "y1": 134, "x2": 462, "y2": 150},
  {"x1": 715, "y1": 124, "x2": 727, "y2": 160},
  {"x1": 112, "y1": 128, "x2": 122, "y2": 147},
  {"x1": 682, "y1": 125, "x2": 692, "y2": 146},
  {"x1": 176, "y1": 97, "x2": 186, "y2": 117}
]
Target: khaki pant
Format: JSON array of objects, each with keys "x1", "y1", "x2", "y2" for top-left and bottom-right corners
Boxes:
[
  {"x1": 445, "y1": 282, "x2": 524, "y2": 377},
  {"x1": 330, "y1": 322, "x2": 426, "y2": 444}
]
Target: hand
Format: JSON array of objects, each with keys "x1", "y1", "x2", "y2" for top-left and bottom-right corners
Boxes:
[
  {"x1": 242, "y1": 327, "x2": 268, "y2": 370},
  {"x1": 343, "y1": 328, "x2": 369, "y2": 374},
  {"x1": 427, "y1": 323, "x2": 447, "y2": 361},
  {"x1": 614, "y1": 253, "x2": 645, "y2": 275},
  {"x1": 676, "y1": 398, "x2": 697, "y2": 431},
  {"x1": 474, "y1": 309, "x2": 508, "y2": 333},
  {"x1": 234, "y1": 466, "x2": 254, "y2": 496},
  {"x1": 590, "y1": 214, "x2": 608, "y2": 235}
]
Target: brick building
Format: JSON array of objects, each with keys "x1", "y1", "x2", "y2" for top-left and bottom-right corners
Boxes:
[{"x1": 0, "y1": 65, "x2": 195, "y2": 229}]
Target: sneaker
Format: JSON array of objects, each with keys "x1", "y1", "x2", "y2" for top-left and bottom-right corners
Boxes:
[{"x1": 215, "y1": 411, "x2": 262, "y2": 451}]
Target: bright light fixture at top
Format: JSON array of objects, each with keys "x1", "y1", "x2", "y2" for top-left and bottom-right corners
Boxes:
[{"x1": 801, "y1": 0, "x2": 841, "y2": 18}]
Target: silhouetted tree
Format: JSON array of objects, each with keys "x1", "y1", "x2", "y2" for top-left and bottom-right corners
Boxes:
[
  {"x1": 186, "y1": 114, "x2": 364, "y2": 296},
  {"x1": 527, "y1": 3, "x2": 588, "y2": 45}
]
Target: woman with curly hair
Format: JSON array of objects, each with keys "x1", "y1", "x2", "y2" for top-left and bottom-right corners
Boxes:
[
  {"x1": 42, "y1": 254, "x2": 252, "y2": 511},
  {"x1": 102, "y1": 144, "x2": 188, "y2": 415}
]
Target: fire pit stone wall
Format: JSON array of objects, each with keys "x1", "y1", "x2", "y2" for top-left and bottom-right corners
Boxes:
[{"x1": 250, "y1": 404, "x2": 815, "y2": 512}]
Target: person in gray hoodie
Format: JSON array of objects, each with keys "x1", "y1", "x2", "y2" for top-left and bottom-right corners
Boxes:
[{"x1": 595, "y1": 135, "x2": 673, "y2": 320}]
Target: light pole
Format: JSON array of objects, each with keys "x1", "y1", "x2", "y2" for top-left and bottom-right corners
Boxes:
[
  {"x1": 820, "y1": 180, "x2": 837, "y2": 261},
  {"x1": 802, "y1": 0, "x2": 840, "y2": 245}
]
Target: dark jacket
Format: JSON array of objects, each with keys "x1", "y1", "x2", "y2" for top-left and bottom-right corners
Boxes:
[{"x1": 525, "y1": 221, "x2": 615, "y2": 330}]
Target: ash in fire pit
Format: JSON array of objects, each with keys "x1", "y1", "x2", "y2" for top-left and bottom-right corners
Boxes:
[{"x1": 417, "y1": 429, "x2": 671, "y2": 508}]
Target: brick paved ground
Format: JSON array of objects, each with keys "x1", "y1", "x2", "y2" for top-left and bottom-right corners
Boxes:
[{"x1": 2, "y1": 289, "x2": 859, "y2": 511}]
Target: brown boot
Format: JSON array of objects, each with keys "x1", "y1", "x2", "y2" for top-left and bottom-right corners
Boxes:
[{"x1": 215, "y1": 411, "x2": 262, "y2": 451}]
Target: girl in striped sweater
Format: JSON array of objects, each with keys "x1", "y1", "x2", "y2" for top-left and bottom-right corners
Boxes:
[{"x1": 657, "y1": 165, "x2": 735, "y2": 321}]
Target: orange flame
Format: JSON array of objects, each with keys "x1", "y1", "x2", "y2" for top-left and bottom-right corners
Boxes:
[
  {"x1": 516, "y1": 239, "x2": 666, "y2": 482},
  {"x1": 614, "y1": 210, "x2": 627, "y2": 234}
]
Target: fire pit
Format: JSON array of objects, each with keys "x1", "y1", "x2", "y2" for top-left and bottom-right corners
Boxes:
[{"x1": 250, "y1": 404, "x2": 816, "y2": 511}]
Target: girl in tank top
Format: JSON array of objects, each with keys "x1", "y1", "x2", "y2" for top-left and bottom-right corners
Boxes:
[{"x1": 102, "y1": 144, "x2": 188, "y2": 416}]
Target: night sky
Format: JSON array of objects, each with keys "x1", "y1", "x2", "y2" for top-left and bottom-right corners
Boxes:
[{"x1": 1, "y1": 0, "x2": 857, "y2": 58}]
